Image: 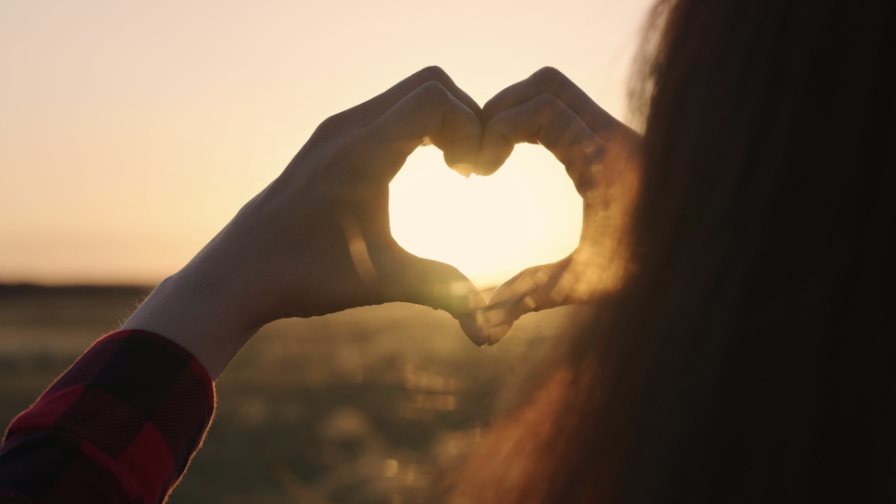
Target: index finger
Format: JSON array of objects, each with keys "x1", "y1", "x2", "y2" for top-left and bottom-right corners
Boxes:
[
  {"x1": 478, "y1": 93, "x2": 605, "y2": 194},
  {"x1": 365, "y1": 81, "x2": 482, "y2": 177},
  {"x1": 482, "y1": 67, "x2": 621, "y2": 139},
  {"x1": 327, "y1": 66, "x2": 482, "y2": 131}
]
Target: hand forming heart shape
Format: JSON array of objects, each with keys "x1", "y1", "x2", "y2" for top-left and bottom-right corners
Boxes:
[
  {"x1": 401, "y1": 66, "x2": 643, "y2": 344},
  {"x1": 267, "y1": 65, "x2": 642, "y2": 346},
  {"x1": 126, "y1": 66, "x2": 643, "y2": 376}
]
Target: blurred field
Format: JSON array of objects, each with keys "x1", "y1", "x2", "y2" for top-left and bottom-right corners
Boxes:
[{"x1": 0, "y1": 284, "x2": 586, "y2": 503}]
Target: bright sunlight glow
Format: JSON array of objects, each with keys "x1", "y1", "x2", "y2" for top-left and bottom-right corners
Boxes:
[
  {"x1": 0, "y1": 0, "x2": 652, "y2": 284},
  {"x1": 390, "y1": 144, "x2": 583, "y2": 289}
]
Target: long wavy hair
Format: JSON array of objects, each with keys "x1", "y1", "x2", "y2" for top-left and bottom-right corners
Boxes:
[{"x1": 453, "y1": 0, "x2": 896, "y2": 502}]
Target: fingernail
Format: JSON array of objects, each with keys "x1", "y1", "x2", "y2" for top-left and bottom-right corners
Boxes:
[
  {"x1": 522, "y1": 295, "x2": 538, "y2": 311},
  {"x1": 480, "y1": 307, "x2": 510, "y2": 328},
  {"x1": 452, "y1": 162, "x2": 475, "y2": 178},
  {"x1": 484, "y1": 322, "x2": 512, "y2": 345}
]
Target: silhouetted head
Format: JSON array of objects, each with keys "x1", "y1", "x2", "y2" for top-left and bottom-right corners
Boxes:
[{"x1": 454, "y1": 1, "x2": 896, "y2": 502}]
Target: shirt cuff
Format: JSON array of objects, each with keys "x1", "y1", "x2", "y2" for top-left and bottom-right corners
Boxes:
[{"x1": 3, "y1": 329, "x2": 216, "y2": 503}]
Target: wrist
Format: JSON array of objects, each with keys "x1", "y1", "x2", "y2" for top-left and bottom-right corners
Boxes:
[{"x1": 121, "y1": 268, "x2": 258, "y2": 378}]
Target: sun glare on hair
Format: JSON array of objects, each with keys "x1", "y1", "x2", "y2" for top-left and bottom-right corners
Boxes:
[{"x1": 389, "y1": 145, "x2": 582, "y2": 289}]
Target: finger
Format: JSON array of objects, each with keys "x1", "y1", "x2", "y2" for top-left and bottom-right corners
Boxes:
[
  {"x1": 366, "y1": 81, "x2": 482, "y2": 176},
  {"x1": 478, "y1": 93, "x2": 605, "y2": 194},
  {"x1": 482, "y1": 67, "x2": 620, "y2": 138},
  {"x1": 385, "y1": 252, "x2": 494, "y2": 347},
  {"x1": 323, "y1": 66, "x2": 482, "y2": 133},
  {"x1": 480, "y1": 259, "x2": 573, "y2": 344}
]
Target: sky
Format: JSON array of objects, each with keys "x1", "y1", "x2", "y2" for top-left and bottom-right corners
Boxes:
[{"x1": 0, "y1": 0, "x2": 653, "y2": 287}]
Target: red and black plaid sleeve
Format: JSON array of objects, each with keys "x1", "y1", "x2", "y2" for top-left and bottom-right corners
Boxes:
[{"x1": 0, "y1": 329, "x2": 216, "y2": 503}]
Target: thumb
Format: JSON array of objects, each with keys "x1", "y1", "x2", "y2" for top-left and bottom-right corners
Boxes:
[
  {"x1": 385, "y1": 251, "x2": 494, "y2": 347},
  {"x1": 481, "y1": 258, "x2": 573, "y2": 344}
]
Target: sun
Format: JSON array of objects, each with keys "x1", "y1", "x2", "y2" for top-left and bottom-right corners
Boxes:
[{"x1": 389, "y1": 144, "x2": 583, "y2": 289}]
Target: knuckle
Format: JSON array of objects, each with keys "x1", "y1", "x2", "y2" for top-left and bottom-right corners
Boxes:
[
  {"x1": 317, "y1": 112, "x2": 345, "y2": 132},
  {"x1": 415, "y1": 80, "x2": 450, "y2": 105},
  {"x1": 533, "y1": 66, "x2": 565, "y2": 86},
  {"x1": 416, "y1": 65, "x2": 451, "y2": 84},
  {"x1": 307, "y1": 111, "x2": 352, "y2": 145},
  {"x1": 532, "y1": 66, "x2": 563, "y2": 83}
]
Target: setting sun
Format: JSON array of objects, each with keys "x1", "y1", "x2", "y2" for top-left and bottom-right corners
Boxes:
[
  {"x1": 0, "y1": 0, "x2": 650, "y2": 285},
  {"x1": 390, "y1": 145, "x2": 582, "y2": 288}
]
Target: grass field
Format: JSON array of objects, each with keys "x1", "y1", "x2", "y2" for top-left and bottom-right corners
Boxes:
[{"x1": 0, "y1": 284, "x2": 585, "y2": 503}]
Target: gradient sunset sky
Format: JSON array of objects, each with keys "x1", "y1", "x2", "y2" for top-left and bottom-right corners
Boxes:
[{"x1": 0, "y1": 0, "x2": 652, "y2": 287}]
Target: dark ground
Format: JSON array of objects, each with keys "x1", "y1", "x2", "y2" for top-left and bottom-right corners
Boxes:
[{"x1": 0, "y1": 284, "x2": 584, "y2": 503}]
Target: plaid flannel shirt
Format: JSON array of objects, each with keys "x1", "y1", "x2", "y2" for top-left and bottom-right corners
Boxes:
[{"x1": 0, "y1": 329, "x2": 216, "y2": 503}]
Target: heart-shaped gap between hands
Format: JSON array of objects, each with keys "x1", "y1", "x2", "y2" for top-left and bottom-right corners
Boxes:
[{"x1": 390, "y1": 144, "x2": 582, "y2": 292}]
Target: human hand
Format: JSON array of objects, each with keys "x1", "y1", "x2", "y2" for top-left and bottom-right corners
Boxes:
[
  {"x1": 475, "y1": 67, "x2": 643, "y2": 342},
  {"x1": 124, "y1": 67, "x2": 494, "y2": 376}
]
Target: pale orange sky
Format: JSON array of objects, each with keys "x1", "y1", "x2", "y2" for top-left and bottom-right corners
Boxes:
[{"x1": 0, "y1": 0, "x2": 652, "y2": 287}]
